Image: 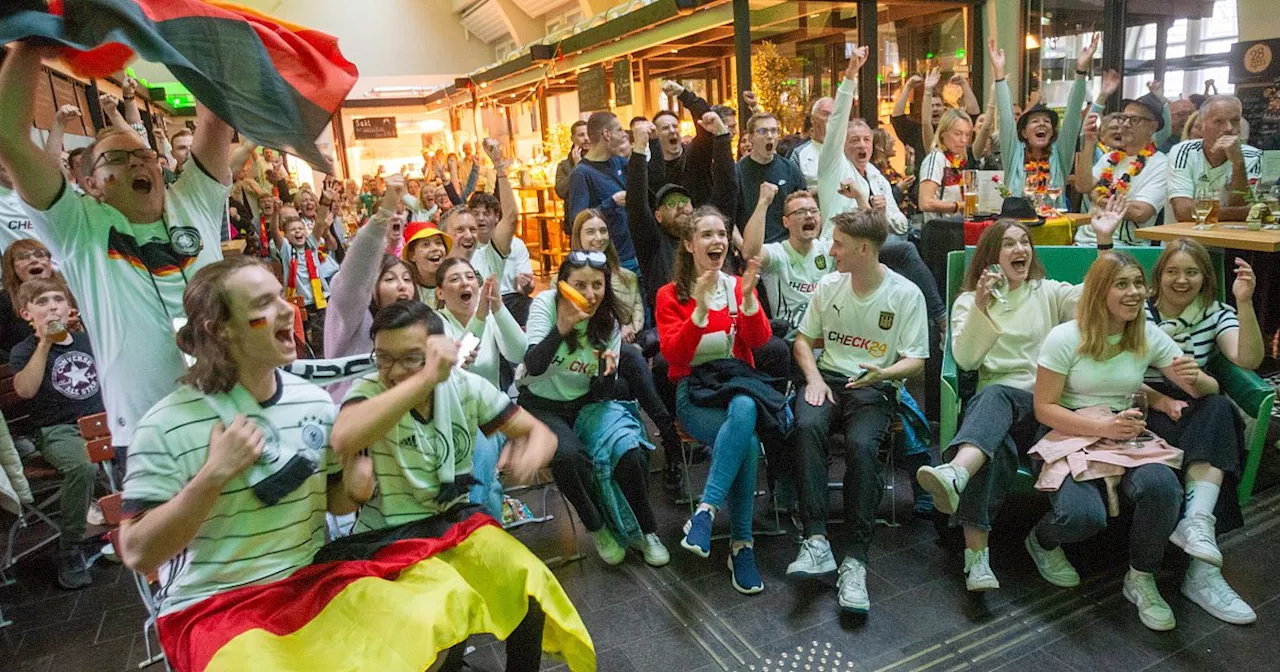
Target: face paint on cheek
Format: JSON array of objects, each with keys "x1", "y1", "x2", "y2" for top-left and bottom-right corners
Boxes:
[{"x1": 249, "y1": 316, "x2": 269, "y2": 328}]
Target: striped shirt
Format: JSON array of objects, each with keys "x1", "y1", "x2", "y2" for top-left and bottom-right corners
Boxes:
[
  {"x1": 341, "y1": 370, "x2": 516, "y2": 533},
  {"x1": 1144, "y1": 298, "x2": 1238, "y2": 382},
  {"x1": 1165, "y1": 139, "x2": 1264, "y2": 224},
  {"x1": 122, "y1": 371, "x2": 338, "y2": 616}
]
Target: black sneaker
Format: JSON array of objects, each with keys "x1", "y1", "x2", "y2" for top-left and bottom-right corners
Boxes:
[{"x1": 56, "y1": 547, "x2": 92, "y2": 590}]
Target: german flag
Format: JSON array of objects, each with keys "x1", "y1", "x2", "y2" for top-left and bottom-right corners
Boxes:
[
  {"x1": 0, "y1": 0, "x2": 357, "y2": 172},
  {"x1": 157, "y1": 511, "x2": 596, "y2": 672}
]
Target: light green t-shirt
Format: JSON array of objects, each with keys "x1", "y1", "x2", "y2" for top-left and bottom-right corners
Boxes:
[
  {"x1": 521, "y1": 289, "x2": 621, "y2": 401},
  {"x1": 761, "y1": 239, "x2": 834, "y2": 334},
  {"x1": 122, "y1": 371, "x2": 337, "y2": 616},
  {"x1": 23, "y1": 167, "x2": 229, "y2": 445},
  {"x1": 469, "y1": 240, "x2": 507, "y2": 282},
  {"x1": 798, "y1": 268, "x2": 929, "y2": 378},
  {"x1": 341, "y1": 370, "x2": 515, "y2": 532},
  {"x1": 1037, "y1": 320, "x2": 1182, "y2": 411}
]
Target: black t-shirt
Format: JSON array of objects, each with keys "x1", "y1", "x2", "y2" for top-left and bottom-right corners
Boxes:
[
  {"x1": 891, "y1": 115, "x2": 927, "y2": 178},
  {"x1": 734, "y1": 155, "x2": 806, "y2": 243},
  {"x1": 0, "y1": 290, "x2": 33, "y2": 362},
  {"x1": 8, "y1": 331, "x2": 105, "y2": 428}
]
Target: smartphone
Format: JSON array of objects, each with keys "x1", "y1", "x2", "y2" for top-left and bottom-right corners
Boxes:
[
  {"x1": 850, "y1": 369, "x2": 870, "y2": 383},
  {"x1": 456, "y1": 333, "x2": 480, "y2": 369}
]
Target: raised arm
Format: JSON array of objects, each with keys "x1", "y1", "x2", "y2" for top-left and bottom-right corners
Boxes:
[
  {"x1": 1146, "y1": 80, "x2": 1173, "y2": 148},
  {"x1": 325, "y1": 188, "x2": 398, "y2": 356},
  {"x1": 0, "y1": 44, "x2": 66, "y2": 210},
  {"x1": 954, "y1": 72, "x2": 981, "y2": 116},
  {"x1": 44, "y1": 105, "x2": 81, "y2": 164},
  {"x1": 1076, "y1": 112, "x2": 1101, "y2": 206},
  {"x1": 1220, "y1": 259, "x2": 1265, "y2": 369},
  {"x1": 626, "y1": 124, "x2": 660, "y2": 264},
  {"x1": 331, "y1": 338, "x2": 457, "y2": 457},
  {"x1": 742, "y1": 181, "x2": 777, "y2": 263},
  {"x1": 483, "y1": 139, "x2": 518, "y2": 256},
  {"x1": 971, "y1": 88, "x2": 997, "y2": 159},
  {"x1": 191, "y1": 104, "x2": 235, "y2": 185},
  {"x1": 706, "y1": 113, "x2": 738, "y2": 218},
  {"x1": 921, "y1": 67, "x2": 940, "y2": 149},
  {"x1": 990, "y1": 39, "x2": 1019, "y2": 180},
  {"x1": 893, "y1": 75, "x2": 922, "y2": 118}
]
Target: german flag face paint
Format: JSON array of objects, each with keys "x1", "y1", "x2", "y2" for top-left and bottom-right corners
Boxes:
[{"x1": 248, "y1": 316, "x2": 269, "y2": 329}]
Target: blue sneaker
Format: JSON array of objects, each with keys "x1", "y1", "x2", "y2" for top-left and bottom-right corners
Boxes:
[
  {"x1": 728, "y1": 546, "x2": 764, "y2": 595},
  {"x1": 681, "y1": 510, "x2": 713, "y2": 558}
]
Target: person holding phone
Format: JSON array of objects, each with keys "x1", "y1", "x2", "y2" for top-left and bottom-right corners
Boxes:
[
  {"x1": 788, "y1": 210, "x2": 929, "y2": 615},
  {"x1": 1030, "y1": 252, "x2": 1214, "y2": 632}
]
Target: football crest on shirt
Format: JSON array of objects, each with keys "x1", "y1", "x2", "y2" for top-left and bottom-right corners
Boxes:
[
  {"x1": 878, "y1": 311, "x2": 895, "y2": 330},
  {"x1": 170, "y1": 227, "x2": 204, "y2": 256},
  {"x1": 300, "y1": 419, "x2": 327, "y2": 455},
  {"x1": 814, "y1": 255, "x2": 827, "y2": 270}
]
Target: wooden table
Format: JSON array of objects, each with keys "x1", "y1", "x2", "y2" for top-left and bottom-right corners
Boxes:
[{"x1": 1134, "y1": 221, "x2": 1280, "y2": 253}]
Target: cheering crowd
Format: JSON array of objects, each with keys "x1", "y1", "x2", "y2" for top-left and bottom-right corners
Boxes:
[{"x1": 0, "y1": 22, "x2": 1270, "y2": 672}]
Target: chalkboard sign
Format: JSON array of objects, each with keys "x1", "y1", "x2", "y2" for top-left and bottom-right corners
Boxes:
[
  {"x1": 577, "y1": 65, "x2": 609, "y2": 113},
  {"x1": 613, "y1": 59, "x2": 632, "y2": 107},
  {"x1": 353, "y1": 116, "x2": 398, "y2": 140}
]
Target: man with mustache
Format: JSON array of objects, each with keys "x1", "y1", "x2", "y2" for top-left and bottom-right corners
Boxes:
[
  {"x1": 1074, "y1": 94, "x2": 1169, "y2": 245},
  {"x1": 0, "y1": 43, "x2": 233, "y2": 460}
]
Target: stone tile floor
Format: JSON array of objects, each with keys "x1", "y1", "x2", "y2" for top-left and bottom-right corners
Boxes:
[{"x1": 4, "y1": 466, "x2": 1280, "y2": 671}]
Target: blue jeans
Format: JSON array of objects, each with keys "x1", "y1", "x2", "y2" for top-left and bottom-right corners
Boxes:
[
  {"x1": 676, "y1": 380, "x2": 760, "y2": 543},
  {"x1": 471, "y1": 430, "x2": 506, "y2": 519}
]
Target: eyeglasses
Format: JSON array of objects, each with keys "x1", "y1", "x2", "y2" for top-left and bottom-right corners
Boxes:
[
  {"x1": 371, "y1": 350, "x2": 427, "y2": 372},
  {"x1": 1115, "y1": 114, "x2": 1155, "y2": 126},
  {"x1": 13, "y1": 249, "x2": 52, "y2": 262},
  {"x1": 91, "y1": 148, "x2": 159, "y2": 171},
  {"x1": 785, "y1": 206, "x2": 819, "y2": 218},
  {"x1": 565, "y1": 250, "x2": 607, "y2": 270},
  {"x1": 753, "y1": 127, "x2": 780, "y2": 137},
  {"x1": 661, "y1": 195, "x2": 691, "y2": 209}
]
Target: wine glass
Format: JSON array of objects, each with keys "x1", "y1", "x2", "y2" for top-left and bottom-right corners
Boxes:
[
  {"x1": 1045, "y1": 186, "x2": 1063, "y2": 210},
  {"x1": 1193, "y1": 183, "x2": 1217, "y2": 230},
  {"x1": 1127, "y1": 391, "x2": 1149, "y2": 446},
  {"x1": 986, "y1": 264, "x2": 1010, "y2": 311}
]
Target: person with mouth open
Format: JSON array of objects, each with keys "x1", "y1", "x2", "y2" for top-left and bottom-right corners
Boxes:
[
  {"x1": 1074, "y1": 92, "x2": 1170, "y2": 246},
  {"x1": 0, "y1": 239, "x2": 64, "y2": 358},
  {"x1": 519, "y1": 252, "x2": 670, "y2": 568},
  {"x1": 914, "y1": 200, "x2": 1124, "y2": 593},
  {"x1": 402, "y1": 218, "x2": 453, "y2": 310},
  {"x1": 656, "y1": 206, "x2": 773, "y2": 595},
  {"x1": 268, "y1": 204, "x2": 340, "y2": 355},
  {"x1": 991, "y1": 33, "x2": 1108, "y2": 212},
  {"x1": 788, "y1": 210, "x2": 929, "y2": 615},
  {"x1": 440, "y1": 139, "x2": 519, "y2": 285},
  {"x1": 1139, "y1": 238, "x2": 1264, "y2": 626},
  {"x1": 1029, "y1": 252, "x2": 1217, "y2": 632},
  {"x1": 0, "y1": 43, "x2": 235, "y2": 458},
  {"x1": 734, "y1": 111, "x2": 807, "y2": 245}
]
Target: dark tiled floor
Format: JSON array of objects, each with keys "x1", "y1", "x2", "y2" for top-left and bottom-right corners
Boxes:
[{"x1": 4, "y1": 465, "x2": 1280, "y2": 671}]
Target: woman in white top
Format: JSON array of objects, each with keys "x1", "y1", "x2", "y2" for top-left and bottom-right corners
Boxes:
[
  {"x1": 433, "y1": 257, "x2": 526, "y2": 390},
  {"x1": 917, "y1": 109, "x2": 973, "y2": 223},
  {"x1": 916, "y1": 198, "x2": 1124, "y2": 593},
  {"x1": 1141, "y1": 238, "x2": 1263, "y2": 626},
  {"x1": 1032, "y1": 252, "x2": 1215, "y2": 633}
]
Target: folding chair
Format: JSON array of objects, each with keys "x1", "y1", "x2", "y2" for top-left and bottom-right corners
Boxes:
[
  {"x1": 675, "y1": 421, "x2": 787, "y2": 539},
  {"x1": 77, "y1": 412, "x2": 117, "y2": 492},
  {"x1": 1, "y1": 462, "x2": 62, "y2": 576},
  {"x1": 824, "y1": 384, "x2": 908, "y2": 528},
  {"x1": 503, "y1": 467, "x2": 586, "y2": 568}
]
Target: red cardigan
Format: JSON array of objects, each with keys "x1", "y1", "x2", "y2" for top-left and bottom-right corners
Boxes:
[{"x1": 655, "y1": 277, "x2": 772, "y2": 382}]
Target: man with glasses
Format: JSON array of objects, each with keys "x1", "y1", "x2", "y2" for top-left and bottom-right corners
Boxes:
[
  {"x1": 1167, "y1": 96, "x2": 1264, "y2": 225},
  {"x1": 742, "y1": 185, "x2": 829, "y2": 337},
  {"x1": 735, "y1": 112, "x2": 806, "y2": 244},
  {"x1": 567, "y1": 111, "x2": 638, "y2": 272},
  {"x1": 0, "y1": 43, "x2": 233, "y2": 455},
  {"x1": 1075, "y1": 93, "x2": 1169, "y2": 246}
]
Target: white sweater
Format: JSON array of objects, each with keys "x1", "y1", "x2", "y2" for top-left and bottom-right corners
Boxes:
[{"x1": 950, "y1": 279, "x2": 1080, "y2": 392}]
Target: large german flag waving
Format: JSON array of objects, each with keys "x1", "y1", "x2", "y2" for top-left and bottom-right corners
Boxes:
[
  {"x1": 0, "y1": 0, "x2": 357, "y2": 171},
  {"x1": 158, "y1": 511, "x2": 596, "y2": 671}
]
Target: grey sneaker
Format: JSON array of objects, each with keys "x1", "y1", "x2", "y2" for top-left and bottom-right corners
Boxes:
[
  {"x1": 1024, "y1": 529, "x2": 1080, "y2": 588},
  {"x1": 915, "y1": 463, "x2": 970, "y2": 515},
  {"x1": 836, "y1": 558, "x2": 870, "y2": 614},
  {"x1": 1182, "y1": 560, "x2": 1256, "y2": 625},
  {"x1": 56, "y1": 547, "x2": 92, "y2": 590},
  {"x1": 786, "y1": 537, "x2": 837, "y2": 577},
  {"x1": 1123, "y1": 569, "x2": 1176, "y2": 631},
  {"x1": 1170, "y1": 511, "x2": 1223, "y2": 567},
  {"x1": 963, "y1": 547, "x2": 999, "y2": 592}
]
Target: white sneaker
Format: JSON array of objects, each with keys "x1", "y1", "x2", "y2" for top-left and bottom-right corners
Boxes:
[
  {"x1": 836, "y1": 558, "x2": 870, "y2": 614},
  {"x1": 86, "y1": 500, "x2": 106, "y2": 526},
  {"x1": 1182, "y1": 560, "x2": 1256, "y2": 625},
  {"x1": 915, "y1": 463, "x2": 970, "y2": 515},
  {"x1": 1169, "y1": 511, "x2": 1223, "y2": 567},
  {"x1": 630, "y1": 533, "x2": 671, "y2": 567},
  {"x1": 963, "y1": 547, "x2": 999, "y2": 592},
  {"x1": 786, "y1": 537, "x2": 837, "y2": 577},
  {"x1": 1123, "y1": 569, "x2": 1176, "y2": 631},
  {"x1": 592, "y1": 529, "x2": 625, "y2": 566},
  {"x1": 1024, "y1": 529, "x2": 1080, "y2": 588}
]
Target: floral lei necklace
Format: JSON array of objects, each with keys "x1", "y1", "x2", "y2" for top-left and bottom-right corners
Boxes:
[
  {"x1": 1024, "y1": 158, "x2": 1052, "y2": 192},
  {"x1": 1094, "y1": 143, "x2": 1156, "y2": 201}
]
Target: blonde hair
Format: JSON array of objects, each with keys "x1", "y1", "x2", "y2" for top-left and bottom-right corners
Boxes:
[
  {"x1": 1076, "y1": 252, "x2": 1148, "y2": 360},
  {"x1": 931, "y1": 109, "x2": 973, "y2": 153}
]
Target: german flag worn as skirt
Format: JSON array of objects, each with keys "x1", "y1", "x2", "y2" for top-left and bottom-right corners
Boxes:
[{"x1": 156, "y1": 507, "x2": 596, "y2": 671}]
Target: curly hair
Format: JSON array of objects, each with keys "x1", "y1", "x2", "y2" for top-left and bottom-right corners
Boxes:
[{"x1": 176, "y1": 256, "x2": 271, "y2": 394}]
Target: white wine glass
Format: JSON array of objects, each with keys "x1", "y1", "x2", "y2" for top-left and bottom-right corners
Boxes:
[
  {"x1": 986, "y1": 264, "x2": 1010, "y2": 311},
  {"x1": 1127, "y1": 391, "x2": 1149, "y2": 446}
]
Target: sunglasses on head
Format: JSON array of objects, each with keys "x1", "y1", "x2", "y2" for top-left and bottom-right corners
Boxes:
[{"x1": 565, "y1": 250, "x2": 607, "y2": 270}]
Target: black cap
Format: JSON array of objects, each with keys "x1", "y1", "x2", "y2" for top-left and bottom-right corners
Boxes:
[
  {"x1": 998, "y1": 197, "x2": 1046, "y2": 226},
  {"x1": 1016, "y1": 103, "x2": 1060, "y2": 137},
  {"x1": 653, "y1": 183, "x2": 691, "y2": 209},
  {"x1": 1120, "y1": 94, "x2": 1165, "y2": 131}
]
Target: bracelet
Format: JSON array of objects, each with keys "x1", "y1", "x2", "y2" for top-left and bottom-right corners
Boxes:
[
  {"x1": 1076, "y1": 69, "x2": 1089, "y2": 76},
  {"x1": 1097, "y1": 242, "x2": 1113, "y2": 250}
]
